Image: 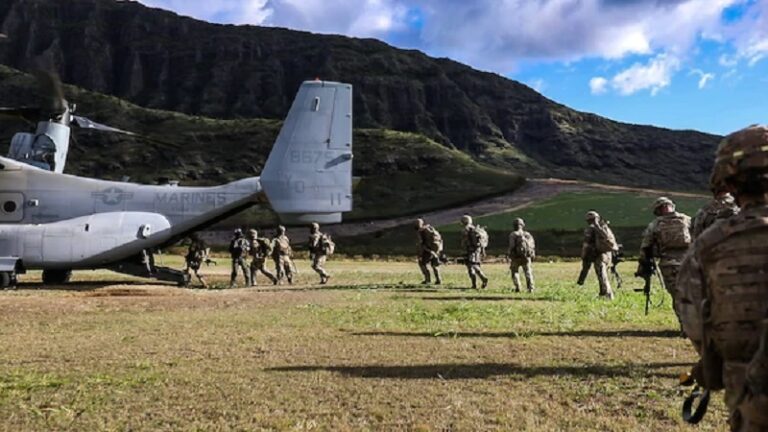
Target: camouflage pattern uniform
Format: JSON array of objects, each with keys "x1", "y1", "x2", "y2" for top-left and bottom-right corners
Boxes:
[
  {"x1": 415, "y1": 218, "x2": 442, "y2": 285},
  {"x1": 248, "y1": 229, "x2": 277, "y2": 286},
  {"x1": 184, "y1": 234, "x2": 209, "y2": 288},
  {"x1": 691, "y1": 192, "x2": 739, "y2": 238},
  {"x1": 460, "y1": 215, "x2": 488, "y2": 289},
  {"x1": 639, "y1": 197, "x2": 691, "y2": 319},
  {"x1": 308, "y1": 223, "x2": 331, "y2": 285},
  {"x1": 272, "y1": 225, "x2": 294, "y2": 285},
  {"x1": 581, "y1": 211, "x2": 614, "y2": 299},
  {"x1": 508, "y1": 218, "x2": 535, "y2": 293},
  {"x1": 228, "y1": 228, "x2": 251, "y2": 287},
  {"x1": 676, "y1": 125, "x2": 768, "y2": 431}
]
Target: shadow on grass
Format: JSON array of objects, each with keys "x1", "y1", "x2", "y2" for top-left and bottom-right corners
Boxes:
[
  {"x1": 14, "y1": 280, "x2": 170, "y2": 292},
  {"x1": 418, "y1": 295, "x2": 557, "y2": 302},
  {"x1": 268, "y1": 361, "x2": 691, "y2": 380},
  {"x1": 248, "y1": 284, "x2": 479, "y2": 294},
  {"x1": 350, "y1": 329, "x2": 681, "y2": 338}
]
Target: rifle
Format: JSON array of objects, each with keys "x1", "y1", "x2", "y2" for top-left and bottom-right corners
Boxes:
[
  {"x1": 577, "y1": 258, "x2": 590, "y2": 285},
  {"x1": 634, "y1": 253, "x2": 657, "y2": 315}
]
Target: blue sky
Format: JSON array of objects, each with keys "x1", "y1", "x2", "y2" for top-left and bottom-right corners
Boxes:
[{"x1": 138, "y1": 0, "x2": 768, "y2": 135}]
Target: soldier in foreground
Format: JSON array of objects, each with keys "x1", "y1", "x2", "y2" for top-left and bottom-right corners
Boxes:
[
  {"x1": 676, "y1": 125, "x2": 768, "y2": 430},
  {"x1": 691, "y1": 189, "x2": 739, "y2": 238},
  {"x1": 308, "y1": 223, "x2": 333, "y2": 285},
  {"x1": 638, "y1": 197, "x2": 691, "y2": 322},
  {"x1": 508, "y1": 218, "x2": 536, "y2": 292},
  {"x1": 579, "y1": 211, "x2": 615, "y2": 299},
  {"x1": 248, "y1": 229, "x2": 277, "y2": 286},
  {"x1": 272, "y1": 225, "x2": 294, "y2": 285},
  {"x1": 415, "y1": 218, "x2": 443, "y2": 285},
  {"x1": 184, "y1": 234, "x2": 210, "y2": 288},
  {"x1": 460, "y1": 215, "x2": 489, "y2": 289},
  {"x1": 228, "y1": 228, "x2": 251, "y2": 288}
]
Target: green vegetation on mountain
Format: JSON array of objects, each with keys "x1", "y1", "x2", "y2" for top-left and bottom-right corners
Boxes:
[{"x1": 0, "y1": 0, "x2": 721, "y2": 190}]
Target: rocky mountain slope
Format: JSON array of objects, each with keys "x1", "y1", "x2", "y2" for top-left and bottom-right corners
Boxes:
[{"x1": 0, "y1": 0, "x2": 720, "y2": 190}]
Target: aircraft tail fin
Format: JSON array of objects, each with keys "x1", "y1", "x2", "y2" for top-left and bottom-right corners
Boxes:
[{"x1": 261, "y1": 80, "x2": 353, "y2": 225}]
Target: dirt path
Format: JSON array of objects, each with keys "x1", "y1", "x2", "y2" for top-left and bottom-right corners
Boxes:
[{"x1": 204, "y1": 179, "x2": 707, "y2": 244}]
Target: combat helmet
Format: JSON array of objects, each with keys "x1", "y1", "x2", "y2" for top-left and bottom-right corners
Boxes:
[
  {"x1": 414, "y1": 218, "x2": 425, "y2": 230},
  {"x1": 233, "y1": 228, "x2": 243, "y2": 237},
  {"x1": 585, "y1": 211, "x2": 599, "y2": 221},
  {"x1": 276, "y1": 225, "x2": 286, "y2": 235},
  {"x1": 711, "y1": 125, "x2": 768, "y2": 191},
  {"x1": 512, "y1": 218, "x2": 525, "y2": 229},
  {"x1": 310, "y1": 222, "x2": 319, "y2": 232},
  {"x1": 652, "y1": 197, "x2": 675, "y2": 214},
  {"x1": 248, "y1": 229, "x2": 258, "y2": 238},
  {"x1": 460, "y1": 215, "x2": 473, "y2": 226}
]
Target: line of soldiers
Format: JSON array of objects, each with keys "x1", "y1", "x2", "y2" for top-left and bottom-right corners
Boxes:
[
  {"x1": 415, "y1": 215, "x2": 535, "y2": 291},
  {"x1": 184, "y1": 223, "x2": 334, "y2": 288}
]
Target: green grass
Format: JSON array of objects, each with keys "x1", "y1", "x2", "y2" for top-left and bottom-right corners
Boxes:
[
  {"x1": 0, "y1": 260, "x2": 726, "y2": 430},
  {"x1": 440, "y1": 191, "x2": 709, "y2": 232}
]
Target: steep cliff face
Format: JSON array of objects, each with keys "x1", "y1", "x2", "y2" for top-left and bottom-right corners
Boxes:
[{"x1": 0, "y1": 0, "x2": 720, "y2": 189}]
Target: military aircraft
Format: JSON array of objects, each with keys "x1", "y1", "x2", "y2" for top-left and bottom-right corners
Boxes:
[{"x1": 0, "y1": 76, "x2": 353, "y2": 287}]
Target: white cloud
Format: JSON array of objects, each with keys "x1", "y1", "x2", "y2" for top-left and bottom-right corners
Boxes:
[
  {"x1": 528, "y1": 78, "x2": 546, "y2": 93},
  {"x1": 690, "y1": 69, "x2": 716, "y2": 89},
  {"x1": 589, "y1": 77, "x2": 608, "y2": 95},
  {"x1": 591, "y1": 54, "x2": 681, "y2": 96}
]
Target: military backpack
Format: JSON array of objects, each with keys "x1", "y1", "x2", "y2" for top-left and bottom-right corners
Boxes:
[
  {"x1": 273, "y1": 236, "x2": 292, "y2": 257},
  {"x1": 513, "y1": 231, "x2": 536, "y2": 259},
  {"x1": 253, "y1": 238, "x2": 273, "y2": 257},
  {"x1": 470, "y1": 225, "x2": 490, "y2": 250},
  {"x1": 422, "y1": 225, "x2": 443, "y2": 252},
  {"x1": 320, "y1": 234, "x2": 336, "y2": 256},
  {"x1": 594, "y1": 220, "x2": 619, "y2": 253},
  {"x1": 656, "y1": 213, "x2": 691, "y2": 250}
]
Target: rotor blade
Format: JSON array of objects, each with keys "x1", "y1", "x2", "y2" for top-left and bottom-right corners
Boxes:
[
  {"x1": 72, "y1": 115, "x2": 136, "y2": 136},
  {"x1": 32, "y1": 70, "x2": 68, "y2": 113},
  {"x1": 0, "y1": 107, "x2": 42, "y2": 119}
]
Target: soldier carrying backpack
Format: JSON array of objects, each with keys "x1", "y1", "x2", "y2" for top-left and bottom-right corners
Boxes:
[
  {"x1": 272, "y1": 225, "x2": 294, "y2": 285},
  {"x1": 228, "y1": 228, "x2": 251, "y2": 288},
  {"x1": 248, "y1": 229, "x2": 277, "y2": 286},
  {"x1": 415, "y1": 218, "x2": 443, "y2": 285},
  {"x1": 579, "y1": 211, "x2": 615, "y2": 299},
  {"x1": 460, "y1": 214, "x2": 489, "y2": 289},
  {"x1": 508, "y1": 218, "x2": 536, "y2": 293},
  {"x1": 308, "y1": 223, "x2": 333, "y2": 285}
]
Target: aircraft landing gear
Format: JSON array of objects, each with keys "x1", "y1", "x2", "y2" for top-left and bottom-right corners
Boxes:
[
  {"x1": 42, "y1": 269, "x2": 72, "y2": 285},
  {"x1": 0, "y1": 271, "x2": 16, "y2": 289}
]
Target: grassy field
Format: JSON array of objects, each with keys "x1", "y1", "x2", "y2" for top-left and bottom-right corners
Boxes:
[
  {"x1": 340, "y1": 191, "x2": 710, "y2": 257},
  {"x1": 0, "y1": 258, "x2": 727, "y2": 431}
]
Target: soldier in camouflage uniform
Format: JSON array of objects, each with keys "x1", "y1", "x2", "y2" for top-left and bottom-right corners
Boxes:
[
  {"x1": 638, "y1": 197, "x2": 691, "y2": 320},
  {"x1": 308, "y1": 223, "x2": 331, "y2": 285},
  {"x1": 691, "y1": 190, "x2": 739, "y2": 238},
  {"x1": 228, "y1": 228, "x2": 251, "y2": 288},
  {"x1": 184, "y1": 234, "x2": 209, "y2": 288},
  {"x1": 272, "y1": 225, "x2": 294, "y2": 285},
  {"x1": 460, "y1": 215, "x2": 488, "y2": 289},
  {"x1": 508, "y1": 218, "x2": 535, "y2": 292},
  {"x1": 248, "y1": 229, "x2": 277, "y2": 286},
  {"x1": 415, "y1": 218, "x2": 443, "y2": 285},
  {"x1": 676, "y1": 125, "x2": 768, "y2": 431},
  {"x1": 580, "y1": 211, "x2": 614, "y2": 299}
]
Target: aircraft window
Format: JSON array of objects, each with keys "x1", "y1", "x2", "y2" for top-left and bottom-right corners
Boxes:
[{"x1": 3, "y1": 201, "x2": 17, "y2": 213}]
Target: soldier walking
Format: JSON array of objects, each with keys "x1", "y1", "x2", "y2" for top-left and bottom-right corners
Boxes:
[
  {"x1": 272, "y1": 225, "x2": 294, "y2": 285},
  {"x1": 638, "y1": 197, "x2": 691, "y2": 321},
  {"x1": 228, "y1": 228, "x2": 251, "y2": 287},
  {"x1": 676, "y1": 125, "x2": 768, "y2": 431},
  {"x1": 579, "y1": 211, "x2": 615, "y2": 299},
  {"x1": 184, "y1": 234, "x2": 209, "y2": 288},
  {"x1": 248, "y1": 229, "x2": 277, "y2": 286},
  {"x1": 460, "y1": 215, "x2": 488, "y2": 289},
  {"x1": 308, "y1": 223, "x2": 333, "y2": 284},
  {"x1": 415, "y1": 218, "x2": 443, "y2": 285},
  {"x1": 508, "y1": 218, "x2": 536, "y2": 292},
  {"x1": 691, "y1": 189, "x2": 739, "y2": 238}
]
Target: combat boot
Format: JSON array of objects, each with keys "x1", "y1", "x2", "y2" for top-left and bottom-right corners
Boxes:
[{"x1": 481, "y1": 277, "x2": 489, "y2": 289}]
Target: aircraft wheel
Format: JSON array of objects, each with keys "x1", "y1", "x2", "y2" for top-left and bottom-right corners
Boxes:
[
  {"x1": 42, "y1": 269, "x2": 72, "y2": 285},
  {"x1": 0, "y1": 272, "x2": 12, "y2": 289}
]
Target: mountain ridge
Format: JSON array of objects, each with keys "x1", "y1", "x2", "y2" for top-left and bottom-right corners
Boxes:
[{"x1": 0, "y1": 0, "x2": 721, "y2": 190}]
